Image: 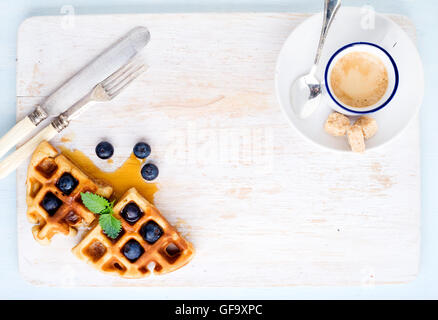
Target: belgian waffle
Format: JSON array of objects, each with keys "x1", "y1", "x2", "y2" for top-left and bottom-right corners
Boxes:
[
  {"x1": 26, "y1": 141, "x2": 113, "y2": 245},
  {"x1": 73, "y1": 187, "x2": 195, "y2": 278}
]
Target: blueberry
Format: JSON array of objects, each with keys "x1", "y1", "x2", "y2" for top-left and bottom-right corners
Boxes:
[
  {"x1": 140, "y1": 221, "x2": 163, "y2": 244},
  {"x1": 95, "y1": 141, "x2": 114, "y2": 159},
  {"x1": 122, "y1": 239, "x2": 144, "y2": 262},
  {"x1": 121, "y1": 202, "x2": 143, "y2": 224},
  {"x1": 133, "y1": 142, "x2": 151, "y2": 159},
  {"x1": 141, "y1": 163, "x2": 159, "y2": 181},
  {"x1": 56, "y1": 173, "x2": 78, "y2": 195},
  {"x1": 41, "y1": 192, "x2": 63, "y2": 216}
]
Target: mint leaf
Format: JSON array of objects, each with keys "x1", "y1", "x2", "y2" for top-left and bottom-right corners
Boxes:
[
  {"x1": 99, "y1": 213, "x2": 122, "y2": 239},
  {"x1": 81, "y1": 192, "x2": 110, "y2": 214},
  {"x1": 81, "y1": 192, "x2": 121, "y2": 239}
]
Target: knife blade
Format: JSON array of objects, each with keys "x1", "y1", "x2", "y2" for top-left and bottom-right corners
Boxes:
[
  {"x1": 0, "y1": 26, "x2": 150, "y2": 159},
  {"x1": 41, "y1": 26, "x2": 150, "y2": 117}
]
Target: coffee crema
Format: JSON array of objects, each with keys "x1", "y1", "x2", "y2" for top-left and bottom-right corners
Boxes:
[{"x1": 330, "y1": 51, "x2": 389, "y2": 108}]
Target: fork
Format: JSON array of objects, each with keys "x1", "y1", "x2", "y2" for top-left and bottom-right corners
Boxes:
[{"x1": 0, "y1": 60, "x2": 146, "y2": 179}]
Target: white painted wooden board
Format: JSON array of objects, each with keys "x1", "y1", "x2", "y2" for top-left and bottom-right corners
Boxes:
[{"x1": 16, "y1": 13, "x2": 420, "y2": 286}]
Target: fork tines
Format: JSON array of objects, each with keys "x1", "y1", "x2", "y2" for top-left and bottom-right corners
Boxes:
[{"x1": 102, "y1": 59, "x2": 147, "y2": 98}]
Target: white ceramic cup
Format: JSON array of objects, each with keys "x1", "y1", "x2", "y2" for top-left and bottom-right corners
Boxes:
[{"x1": 323, "y1": 42, "x2": 399, "y2": 116}]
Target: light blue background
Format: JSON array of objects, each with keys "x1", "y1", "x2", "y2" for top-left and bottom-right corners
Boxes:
[{"x1": 0, "y1": 0, "x2": 436, "y2": 299}]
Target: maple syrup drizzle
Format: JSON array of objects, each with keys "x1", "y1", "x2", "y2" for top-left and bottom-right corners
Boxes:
[{"x1": 59, "y1": 146, "x2": 158, "y2": 203}]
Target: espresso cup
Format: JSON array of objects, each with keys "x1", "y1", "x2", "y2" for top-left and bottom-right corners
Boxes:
[{"x1": 324, "y1": 42, "x2": 399, "y2": 115}]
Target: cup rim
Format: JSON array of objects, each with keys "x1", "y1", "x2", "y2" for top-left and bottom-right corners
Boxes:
[{"x1": 324, "y1": 41, "x2": 399, "y2": 114}]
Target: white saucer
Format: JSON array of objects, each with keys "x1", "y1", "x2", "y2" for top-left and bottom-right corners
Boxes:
[{"x1": 275, "y1": 7, "x2": 424, "y2": 152}]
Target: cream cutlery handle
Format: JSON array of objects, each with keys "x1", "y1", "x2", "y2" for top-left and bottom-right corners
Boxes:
[
  {"x1": 0, "y1": 124, "x2": 58, "y2": 179},
  {"x1": 0, "y1": 116, "x2": 37, "y2": 159}
]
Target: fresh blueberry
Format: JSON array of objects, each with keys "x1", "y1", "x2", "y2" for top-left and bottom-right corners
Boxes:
[
  {"x1": 121, "y1": 202, "x2": 143, "y2": 224},
  {"x1": 133, "y1": 142, "x2": 151, "y2": 159},
  {"x1": 56, "y1": 172, "x2": 78, "y2": 195},
  {"x1": 41, "y1": 192, "x2": 63, "y2": 216},
  {"x1": 95, "y1": 141, "x2": 114, "y2": 159},
  {"x1": 140, "y1": 221, "x2": 163, "y2": 244},
  {"x1": 122, "y1": 239, "x2": 144, "y2": 262},
  {"x1": 141, "y1": 163, "x2": 159, "y2": 181}
]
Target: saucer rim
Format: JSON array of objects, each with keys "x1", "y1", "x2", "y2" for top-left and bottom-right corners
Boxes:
[{"x1": 274, "y1": 7, "x2": 424, "y2": 153}]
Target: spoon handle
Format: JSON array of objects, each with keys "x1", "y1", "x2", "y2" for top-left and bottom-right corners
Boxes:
[{"x1": 314, "y1": 0, "x2": 341, "y2": 65}]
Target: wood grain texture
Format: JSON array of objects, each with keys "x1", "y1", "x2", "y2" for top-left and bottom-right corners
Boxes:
[{"x1": 16, "y1": 13, "x2": 420, "y2": 286}]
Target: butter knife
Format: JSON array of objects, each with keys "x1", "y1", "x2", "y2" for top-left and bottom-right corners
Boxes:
[
  {"x1": 0, "y1": 26, "x2": 150, "y2": 159},
  {"x1": 0, "y1": 59, "x2": 146, "y2": 179}
]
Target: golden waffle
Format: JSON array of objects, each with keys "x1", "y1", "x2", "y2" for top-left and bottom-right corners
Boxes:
[
  {"x1": 26, "y1": 141, "x2": 113, "y2": 245},
  {"x1": 73, "y1": 187, "x2": 195, "y2": 278}
]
